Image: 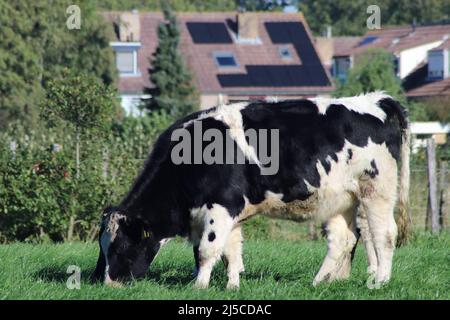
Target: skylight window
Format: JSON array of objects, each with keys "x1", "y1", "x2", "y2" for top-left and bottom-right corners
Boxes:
[
  {"x1": 358, "y1": 36, "x2": 378, "y2": 47},
  {"x1": 278, "y1": 46, "x2": 293, "y2": 60},
  {"x1": 214, "y1": 52, "x2": 238, "y2": 68}
]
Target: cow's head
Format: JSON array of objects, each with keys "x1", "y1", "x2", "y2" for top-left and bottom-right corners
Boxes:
[{"x1": 92, "y1": 206, "x2": 161, "y2": 286}]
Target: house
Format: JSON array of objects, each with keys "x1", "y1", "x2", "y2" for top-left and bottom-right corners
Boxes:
[
  {"x1": 331, "y1": 24, "x2": 450, "y2": 83},
  {"x1": 404, "y1": 39, "x2": 450, "y2": 99},
  {"x1": 102, "y1": 11, "x2": 334, "y2": 115}
]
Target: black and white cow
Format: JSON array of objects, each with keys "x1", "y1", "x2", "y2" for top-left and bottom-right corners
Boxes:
[{"x1": 93, "y1": 92, "x2": 409, "y2": 289}]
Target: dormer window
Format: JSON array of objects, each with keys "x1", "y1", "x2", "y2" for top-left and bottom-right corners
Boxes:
[
  {"x1": 428, "y1": 50, "x2": 446, "y2": 80},
  {"x1": 111, "y1": 42, "x2": 141, "y2": 76}
]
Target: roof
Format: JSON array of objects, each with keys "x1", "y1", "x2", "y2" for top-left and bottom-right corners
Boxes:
[
  {"x1": 431, "y1": 38, "x2": 450, "y2": 50},
  {"x1": 336, "y1": 24, "x2": 450, "y2": 57},
  {"x1": 102, "y1": 12, "x2": 334, "y2": 95},
  {"x1": 406, "y1": 76, "x2": 450, "y2": 98},
  {"x1": 332, "y1": 37, "x2": 360, "y2": 57}
]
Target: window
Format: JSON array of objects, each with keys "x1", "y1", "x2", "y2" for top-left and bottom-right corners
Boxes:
[
  {"x1": 110, "y1": 42, "x2": 141, "y2": 76},
  {"x1": 278, "y1": 46, "x2": 293, "y2": 60},
  {"x1": 214, "y1": 52, "x2": 238, "y2": 68},
  {"x1": 392, "y1": 55, "x2": 400, "y2": 77},
  {"x1": 116, "y1": 51, "x2": 134, "y2": 74},
  {"x1": 332, "y1": 57, "x2": 352, "y2": 82},
  {"x1": 358, "y1": 36, "x2": 378, "y2": 47}
]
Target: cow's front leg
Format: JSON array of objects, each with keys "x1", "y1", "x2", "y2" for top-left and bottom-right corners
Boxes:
[
  {"x1": 223, "y1": 225, "x2": 244, "y2": 289},
  {"x1": 194, "y1": 204, "x2": 234, "y2": 289}
]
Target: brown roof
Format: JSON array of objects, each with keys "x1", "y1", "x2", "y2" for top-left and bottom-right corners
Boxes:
[
  {"x1": 103, "y1": 12, "x2": 334, "y2": 95},
  {"x1": 406, "y1": 77, "x2": 450, "y2": 98},
  {"x1": 336, "y1": 24, "x2": 450, "y2": 57},
  {"x1": 332, "y1": 37, "x2": 360, "y2": 57},
  {"x1": 432, "y1": 38, "x2": 450, "y2": 50}
]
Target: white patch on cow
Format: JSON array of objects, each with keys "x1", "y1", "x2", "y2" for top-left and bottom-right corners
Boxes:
[
  {"x1": 182, "y1": 102, "x2": 261, "y2": 167},
  {"x1": 190, "y1": 203, "x2": 235, "y2": 289},
  {"x1": 309, "y1": 91, "x2": 390, "y2": 122},
  {"x1": 100, "y1": 212, "x2": 126, "y2": 285},
  {"x1": 223, "y1": 226, "x2": 244, "y2": 289}
]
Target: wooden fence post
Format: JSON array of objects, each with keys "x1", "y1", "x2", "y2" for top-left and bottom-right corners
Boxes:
[
  {"x1": 426, "y1": 138, "x2": 440, "y2": 233},
  {"x1": 439, "y1": 161, "x2": 448, "y2": 229}
]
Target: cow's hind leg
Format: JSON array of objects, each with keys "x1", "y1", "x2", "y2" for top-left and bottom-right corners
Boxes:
[
  {"x1": 358, "y1": 210, "x2": 378, "y2": 276},
  {"x1": 360, "y1": 198, "x2": 397, "y2": 285},
  {"x1": 358, "y1": 156, "x2": 398, "y2": 286},
  {"x1": 194, "y1": 204, "x2": 234, "y2": 289},
  {"x1": 223, "y1": 225, "x2": 245, "y2": 289},
  {"x1": 313, "y1": 206, "x2": 358, "y2": 286}
]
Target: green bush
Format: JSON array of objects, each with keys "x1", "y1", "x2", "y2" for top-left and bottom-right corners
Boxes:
[{"x1": 0, "y1": 112, "x2": 171, "y2": 243}]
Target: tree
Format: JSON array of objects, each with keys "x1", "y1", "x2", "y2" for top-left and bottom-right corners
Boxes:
[
  {"x1": 41, "y1": 69, "x2": 117, "y2": 180},
  {"x1": 41, "y1": 69, "x2": 117, "y2": 241},
  {"x1": 334, "y1": 48, "x2": 404, "y2": 98},
  {"x1": 146, "y1": 1, "x2": 199, "y2": 119},
  {"x1": 0, "y1": 1, "x2": 117, "y2": 131}
]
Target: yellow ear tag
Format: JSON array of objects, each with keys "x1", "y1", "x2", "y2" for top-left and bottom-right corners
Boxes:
[{"x1": 142, "y1": 229, "x2": 151, "y2": 239}]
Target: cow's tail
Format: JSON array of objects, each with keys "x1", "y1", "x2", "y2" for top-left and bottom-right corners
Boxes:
[
  {"x1": 397, "y1": 125, "x2": 411, "y2": 246},
  {"x1": 379, "y1": 96, "x2": 411, "y2": 246}
]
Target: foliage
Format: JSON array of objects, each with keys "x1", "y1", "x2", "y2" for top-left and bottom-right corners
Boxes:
[
  {"x1": 334, "y1": 49, "x2": 403, "y2": 98},
  {"x1": 96, "y1": 0, "x2": 236, "y2": 11},
  {"x1": 145, "y1": 1, "x2": 199, "y2": 119},
  {"x1": 332, "y1": 48, "x2": 433, "y2": 123},
  {"x1": 0, "y1": 0, "x2": 116, "y2": 131},
  {"x1": 300, "y1": 0, "x2": 450, "y2": 36},
  {"x1": 41, "y1": 70, "x2": 117, "y2": 133},
  {"x1": 0, "y1": 112, "x2": 171, "y2": 243}
]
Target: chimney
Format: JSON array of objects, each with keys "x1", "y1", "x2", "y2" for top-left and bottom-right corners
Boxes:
[
  {"x1": 326, "y1": 26, "x2": 332, "y2": 38},
  {"x1": 118, "y1": 10, "x2": 140, "y2": 42},
  {"x1": 237, "y1": 12, "x2": 259, "y2": 41}
]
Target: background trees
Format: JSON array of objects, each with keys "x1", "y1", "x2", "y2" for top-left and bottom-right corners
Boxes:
[
  {"x1": 96, "y1": 0, "x2": 450, "y2": 36},
  {"x1": 145, "y1": 1, "x2": 199, "y2": 119},
  {"x1": 0, "y1": 1, "x2": 116, "y2": 131}
]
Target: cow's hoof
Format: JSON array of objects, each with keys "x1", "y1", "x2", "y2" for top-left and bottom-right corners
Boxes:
[{"x1": 226, "y1": 281, "x2": 240, "y2": 290}]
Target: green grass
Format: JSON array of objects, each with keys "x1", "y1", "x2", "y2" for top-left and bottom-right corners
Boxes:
[{"x1": 0, "y1": 232, "x2": 449, "y2": 300}]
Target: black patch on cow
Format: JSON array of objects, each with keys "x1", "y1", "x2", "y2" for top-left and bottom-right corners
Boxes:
[
  {"x1": 206, "y1": 203, "x2": 213, "y2": 209},
  {"x1": 193, "y1": 245, "x2": 200, "y2": 273},
  {"x1": 351, "y1": 228, "x2": 361, "y2": 262},
  {"x1": 347, "y1": 149, "x2": 353, "y2": 163},
  {"x1": 208, "y1": 232, "x2": 216, "y2": 242},
  {"x1": 210, "y1": 219, "x2": 214, "y2": 224},
  {"x1": 364, "y1": 160, "x2": 379, "y2": 178}
]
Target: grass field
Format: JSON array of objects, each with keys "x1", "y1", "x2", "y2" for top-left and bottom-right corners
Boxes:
[{"x1": 0, "y1": 232, "x2": 448, "y2": 300}]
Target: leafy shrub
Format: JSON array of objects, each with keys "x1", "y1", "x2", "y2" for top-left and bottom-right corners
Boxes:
[{"x1": 0, "y1": 112, "x2": 171, "y2": 243}]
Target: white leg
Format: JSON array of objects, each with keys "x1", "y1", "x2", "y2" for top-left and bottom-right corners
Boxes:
[
  {"x1": 223, "y1": 225, "x2": 244, "y2": 289},
  {"x1": 358, "y1": 209, "x2": 378, "y2": 275},
  {"x1": 313, "y1": 207, "x2": 358, "y2": 286},
  {"x1": 194, "y1": 204, "x2": 234, "y2": 289},
  {"x1": 358, "y1": 155, "x2": 398, "y2": 286},
  {"x1": 362, "y1": 199, "x2": 397, "y2": 285}
]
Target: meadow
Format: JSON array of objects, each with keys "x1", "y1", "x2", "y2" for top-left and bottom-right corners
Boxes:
[{"x1": 0, "y1": 232, "x2": 448, "y2": 300}]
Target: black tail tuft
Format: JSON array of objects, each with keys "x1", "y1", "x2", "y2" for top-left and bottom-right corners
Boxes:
[{"x1": 378, "y1": 97, "x2": 409, "y2": 131}]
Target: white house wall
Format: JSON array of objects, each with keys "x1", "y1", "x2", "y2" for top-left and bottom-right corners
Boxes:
[
  {"x1": 120, "y1": 94, "x2": 150, "y2": 117},
  {"x1": 399, "y1": 41, "x2": 443, "y2": 78}
]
